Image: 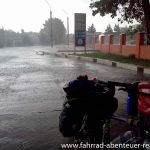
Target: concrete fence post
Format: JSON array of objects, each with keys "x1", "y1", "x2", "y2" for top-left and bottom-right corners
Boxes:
[
  {"x1": 136, "y1": 32, "x2": 145, "y2": 59},
  {"x1": 108, "y1": 34, "x2": 114, "y2": 53},
  {"x1": 100, "y1": 35, "x2": 104, "y2": 50},
  {"x1": 120, "y1": 34, "x2": 126, "y2": 55},
  {"x1": 93, "y1": 32, "x2": 96, "y2": 49}
]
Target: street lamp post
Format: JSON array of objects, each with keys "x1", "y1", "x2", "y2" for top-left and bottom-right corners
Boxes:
[
  {"x1": 62, "y1": 10, "x2": 69, "y2": 48},
  {"x1": 50, "y1": 10, "x2": 53, "y2": 48},
  {"x1": 45, "y1": 0, "x2": 53, "y2": 48},
  {"x1": 67, "y1": 16, "x2": 69, "y2": 48}
]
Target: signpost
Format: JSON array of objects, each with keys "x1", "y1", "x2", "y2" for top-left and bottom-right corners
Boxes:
[{"x1": 74, "y1": 13, "x2": 86, "y2": 53}]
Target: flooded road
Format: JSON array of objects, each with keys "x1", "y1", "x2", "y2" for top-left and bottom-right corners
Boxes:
[{"x1": 0, "y1": 46, "x2": 149, "y2": 149}]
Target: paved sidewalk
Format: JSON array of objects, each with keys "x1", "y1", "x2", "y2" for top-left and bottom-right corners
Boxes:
[{"x1": 40, "y1": 49, "x2": 150, "y2": 76}]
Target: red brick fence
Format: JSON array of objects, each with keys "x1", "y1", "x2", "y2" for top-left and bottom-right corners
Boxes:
[{"x1": 94, "y1": 32, "x2": 150, "y2": 60}]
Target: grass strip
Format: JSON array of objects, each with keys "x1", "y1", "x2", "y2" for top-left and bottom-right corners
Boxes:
[{"x1": 76, "y1": 52, "x2": 150, "y2": 67}]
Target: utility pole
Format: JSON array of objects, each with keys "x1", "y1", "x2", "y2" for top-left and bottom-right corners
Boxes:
[
  {"x1": 67, "y1": 16, "x2": 69, "y2": 48},
  {"x1": 62, "y1": 10, "x2": 69, "y2": 48},
  {"x1": 50, "y1": 10, "x2": 53, "y2": 48},
  {"x1": 45, "y1": 0, "x2": 53, "y2": 48}
]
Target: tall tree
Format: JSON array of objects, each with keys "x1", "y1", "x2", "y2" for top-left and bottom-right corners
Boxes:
[
  {"x1": 90, "y1": 0, "x2": 150, "y2": 43},
  {"x1": 104, "y1": 24, "x2": 113, "y2": 34},
  {"x1": 87, "y1": 24, "x2": 96, "y2": 33},
  {"x1": 39, "y1": 18, "x2": 66, "y2": 45},
  {"x1": 114, "y1": 24, "x2": 121, "y2": 35},
  {"x1": 87, "y1": 24, "x2": 96, "y2": 45},
  {"x1": 0, "y1": 29, "x2": 38, "y2": 48},
  {"x1": 0, "y1": 28, "x2": 5, "y2": 48},
  {"x1": 21, "y1": 29, "x2": 33, "y2": 46},
  {"x1": 126, "y1": 24, "x2": 145, "y2": 39},
  {"x1": 120, "y1": 26, "x2": 128, "y2": 34}
]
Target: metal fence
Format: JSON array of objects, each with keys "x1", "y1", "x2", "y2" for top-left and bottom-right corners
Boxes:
[
  {"x1": 126, "y1": 35, "x2": 136, "y2": 45},
  {"x1": 104, "y1": 35, "x2": 109, "y2": 44},
  {"x1": 113, "y1": 35, "x2": 120, "y2": 45},
  {"x1": 57, "y1": 33, "x2": 97, "y2": 51},
  {"x1": 144, "y1": 33, "x2": 150, "y2": 45}
]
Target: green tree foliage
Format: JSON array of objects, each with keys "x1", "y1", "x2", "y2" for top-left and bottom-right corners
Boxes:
[
  {"x1": 126, "y1": 23, "x2": 145, "y2": 39},
  {"x1": 0, "y1": 28, "x2": 5, "y2": 48},
  {"x1": 120, "y1": 26, "x2": 128, "y2": 34},
  {"x1": 21, "y1": 30, "x2": 34, "y2": 46},
  {"x1": 90, "y1": 0, "x2": 150, "y2": 37},
  {"x1": 39, "y1": 30, "x2": 49, "y2": 45},
  {"x1": 87, "y1": 24, "x2": 96, "y2": 45},
  {"x1": 87, "y1": 24, "x2": 96, "y2": 33},
  {"x1": 114, "y1": 24, "x2": 121, "y2": 35},
  {"x1": 39, "y1": 18, "x2": 66, "y2": 45},
  {"x1": 5, "y1": 30, "x2": 20, "y2": 47},
  {"x1": 133, "y1": 22, "x2": 145, "y2": 32},
  {"x1": 0, "y1": 28, "x2": 39, "y2": 48},
  {"x1": 104, "y1": 24, "x2": 113, "y2": 34}
]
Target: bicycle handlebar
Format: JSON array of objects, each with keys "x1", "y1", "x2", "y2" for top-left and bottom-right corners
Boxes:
[
  {"x1": 108, "y1": 81, "x2": 132, "y2": 88},
  {"x1": 108, "y1": 81, "x2": 150, "y2": 96},
  {"x1": 107, "y1": 81, "x2": 139, "y2": 94}
]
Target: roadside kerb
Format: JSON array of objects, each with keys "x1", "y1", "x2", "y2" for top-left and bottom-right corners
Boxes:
[
  {"x1": 36, "y1": 50, "x2": 150, "y2": 75},
  {"x1": 117, "y1": 62, "x2": 137, "y2": 71},
  {"x1": 97, "y1": 58, "x2": 112, "y2": 66},
  {"x1": 54, "y1": 53, "x2": 150, "y2": 75}
]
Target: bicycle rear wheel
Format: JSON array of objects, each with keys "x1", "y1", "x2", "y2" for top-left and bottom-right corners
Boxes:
[{"x1": 73, "y1": 114, "x2": 104, "y2": 150}]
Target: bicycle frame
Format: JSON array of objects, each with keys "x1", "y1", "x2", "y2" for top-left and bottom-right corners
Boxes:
[
  {"x1": 61, "y1": 77, "x2": 150, "y2": 149},
  {"x1": 74, "y1": 80, "x2": 150, "y2": 149}
]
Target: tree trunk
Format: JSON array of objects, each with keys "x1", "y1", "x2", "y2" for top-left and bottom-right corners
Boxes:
[{"x1": 142, "y1": 0, "x2": 150, "y2": 44}]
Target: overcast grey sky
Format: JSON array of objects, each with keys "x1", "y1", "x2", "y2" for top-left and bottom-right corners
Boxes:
[{"x1": 0, "y1": 0, "x2": 130, "y2": 33}]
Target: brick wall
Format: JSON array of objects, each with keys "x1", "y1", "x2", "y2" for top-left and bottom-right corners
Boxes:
[{"x1": 94, "y1": 33, "x2": 150, "y2": 60}]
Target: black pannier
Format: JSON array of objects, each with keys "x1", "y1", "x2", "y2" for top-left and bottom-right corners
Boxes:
[
  {"x1": 59, "y1": 75, "x2": 118, "y2": 137},
  {"x1": 59, "y1": 99, "x2": 85, "y2": 137}
]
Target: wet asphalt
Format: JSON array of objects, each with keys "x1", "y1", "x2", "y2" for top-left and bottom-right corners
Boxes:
[{"x1": 0, "y1": 46, "x2": 150, "y2": 150}]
